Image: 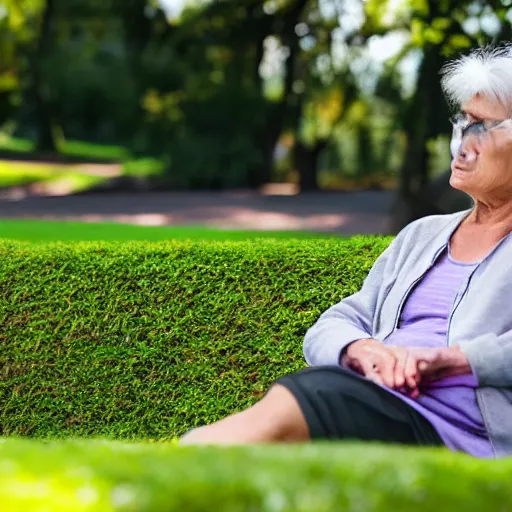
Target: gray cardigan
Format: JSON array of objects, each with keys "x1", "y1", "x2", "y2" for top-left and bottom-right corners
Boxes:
[{"x1": 304, "y1": 210, "x2": 512, "y2": 458}]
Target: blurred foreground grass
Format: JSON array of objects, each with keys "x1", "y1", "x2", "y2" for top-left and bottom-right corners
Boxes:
[
  {"x1": 0, "y1": 439, "x2": 510, "y2": 512},
  {"x1": 0, "y1": 219, "x2": 334, "y2": 242}
]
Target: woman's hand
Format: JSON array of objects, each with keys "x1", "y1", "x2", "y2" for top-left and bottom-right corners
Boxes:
[
  {"x1": 406, "y1": 345, "x2": 473, "y2": 382},
  {"x1": 343, "y1": 340, "x2": 473, "y2": 398},
  {"x1": 343, "y1": 339, "x2": 421, "y2": 396}
]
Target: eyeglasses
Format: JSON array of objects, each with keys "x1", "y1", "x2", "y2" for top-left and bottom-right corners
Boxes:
[
  {"x1": 449, "y1": 112, "x2": 512, "y2": 157},
  {"x1": 450, "y1": 112, "x2": 511, "y2": 136}
]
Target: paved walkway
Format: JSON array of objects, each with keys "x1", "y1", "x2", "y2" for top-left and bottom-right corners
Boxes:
[{"x1": 0, "y1": 190, "x2": 394, "y2": 235}]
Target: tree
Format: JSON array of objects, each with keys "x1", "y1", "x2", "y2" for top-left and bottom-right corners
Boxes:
[
  {"x1": 32, "y1": 0, "x2": 57, "y2": 152},
  {"x1": 3, "y1": 0, "x2": 509, "y2": 198},
  {"x1": 363, "y1": 0, "x2": 511, "y2": 231}
]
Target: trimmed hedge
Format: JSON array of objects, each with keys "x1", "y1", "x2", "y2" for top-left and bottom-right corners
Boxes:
[
  {"x1": 1, "y1": 439, "x2": 512, "y2": 512},
  {"x1": 0, "y1": 238, "x2": 390, "y2": 438}
]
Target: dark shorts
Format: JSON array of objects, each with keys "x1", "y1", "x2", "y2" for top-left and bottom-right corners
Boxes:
[{"x1": 276, "y1": 366, "x2": 443, "y2": 446}]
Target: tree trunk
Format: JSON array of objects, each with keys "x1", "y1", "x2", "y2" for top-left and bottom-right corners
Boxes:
[
  {"x1": 252, "y1": 41, "x2": 299, "y2": 187},
  {"x1": 33, "y1": 0, "x2": 57, "y2": 153},
  {"x1": 116, "y1": 0, "x2": 156, "y2": 92},
  {"x1": 295, "y1": 139, "x2": 327, "y2": 191},
  {"x1": 250, "y1": 0, "x2": 309, "y2": 188},
  {"x1": 388, "y1": 0, "x2": 483, "y2": 232},
  {"x1": 389, "y1": 42, "x2": 450, "y2": 232}
]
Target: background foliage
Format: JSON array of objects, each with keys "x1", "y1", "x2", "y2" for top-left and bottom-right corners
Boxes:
[{"x1": 0, "y1": 0, "x2": 510, "y2": 224}]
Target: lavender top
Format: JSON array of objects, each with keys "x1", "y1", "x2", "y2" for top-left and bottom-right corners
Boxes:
[{"x1": 382, "y1": 249, "x2": 493, "y2": 457}]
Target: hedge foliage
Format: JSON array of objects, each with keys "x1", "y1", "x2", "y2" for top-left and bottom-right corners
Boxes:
[
  {"x1": 0, "y1": 238, "x2": 390, "y2": 438},
  {"x1": 2, "y1": 439, "x2": 512, "y2": 512}
]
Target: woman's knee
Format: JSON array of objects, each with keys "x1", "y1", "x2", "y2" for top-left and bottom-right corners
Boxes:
[
  {"x1": 254, "y1": 383, "x2": 310, "y2": 441},
  {"x1": 179, "y1": 383, "x2": 310, "y2": 444}
]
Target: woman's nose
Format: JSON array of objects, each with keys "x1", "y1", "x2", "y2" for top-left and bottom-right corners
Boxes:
[{"x1": 458, "y1": 133, "x2": 480, "y2": 162}]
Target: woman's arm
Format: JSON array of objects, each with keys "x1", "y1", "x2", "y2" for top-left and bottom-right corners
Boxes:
[
  {"x1": 303, "y1": 236, "x2": 402, "y2": 367},
  {"x1": 461, "y1": 332, "x2": 512, "y2": 387},
  {"x1": 413, "y1": 334, "x2": 512, "y2": 387},
  {"x1": 403, "y1": 346, "x2": 473, "y2": 382}
]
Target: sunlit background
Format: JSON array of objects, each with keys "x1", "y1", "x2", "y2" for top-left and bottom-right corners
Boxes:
[{"x1": 0, "y1": 0, "x2": 510, "y2": 239}]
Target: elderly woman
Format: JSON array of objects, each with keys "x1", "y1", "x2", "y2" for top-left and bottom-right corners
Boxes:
[{"x1": 181, "y1": 46, "x2": 512, "y2": 458}]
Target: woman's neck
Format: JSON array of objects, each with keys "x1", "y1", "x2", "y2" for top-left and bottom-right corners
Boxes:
[
  {"x1": 450, "y1": 200, "x2": 512, "y2": 262},
  {"x1": 470, "y1": 200, "x2": 512, "y2": 232}
]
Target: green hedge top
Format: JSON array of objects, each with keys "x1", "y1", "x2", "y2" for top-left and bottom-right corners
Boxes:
[
  {"x1": 0, "y1": 238, "x2": 390, "y2": 438},
  {"x1": 1, "y1": 440, "x2": 511, "y2": 512}
]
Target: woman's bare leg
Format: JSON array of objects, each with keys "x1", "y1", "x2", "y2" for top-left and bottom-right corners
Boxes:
[{"x1": 179, "y1": 384, "x2": 310, "y2": 445}]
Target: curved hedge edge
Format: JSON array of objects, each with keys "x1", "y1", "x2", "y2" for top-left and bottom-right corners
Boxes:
[
  {"x1": 0, "y1": 234, "x2": 394, "y2": 249},
  {"x1": 0, "y1": 439, "x2": 510, "y2": 512}
]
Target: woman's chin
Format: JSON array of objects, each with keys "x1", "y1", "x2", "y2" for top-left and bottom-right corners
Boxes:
[{"x1": 449, "y1": 169, "x2": 472, "y2": 191}]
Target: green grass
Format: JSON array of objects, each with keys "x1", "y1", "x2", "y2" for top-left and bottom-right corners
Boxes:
[
  {"x1": 0, "y1": 162, "x2": 109, "y2": 193},
  {"x1": 0, "y1": 135, "x2": 169, "y2": 191},
  {"x1": 0, "y1": 219, "x2": 334, "y2": 242},
  {"x1": 44, "y1": 173, "x2": 108, "y2": 193},
  {"x1": 0, "y1": 161, "x2": 56, "y2": 187},
  {"x1": 0, "y1": 439, "x2": 510, "y2": 512},
  {"x1": 0, "y1": 134, "x2": 34, "y2": 153},
  {"x1": 61, "y1": 140, "x2": 131, "y2": 161},
  {"x1": 0, "y1": 136, "x2": 167, "y2": 193},
  {"x1": 0, "y1": 134, "x2": 130, "y2": 161},
  {"x1": 0, "y1": 157, "x2": 164, "y2": 192}
]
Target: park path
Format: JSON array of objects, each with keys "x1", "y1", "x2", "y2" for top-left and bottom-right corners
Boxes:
[{"x1": 0, "y1": 190, "x2": 394, "y2": 235}]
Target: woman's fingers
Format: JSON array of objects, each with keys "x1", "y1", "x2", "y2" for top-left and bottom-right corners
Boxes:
[
  {"x1": 393, "y1": 348, "x2": 407, "y2": 389},
  {"x1": 390, "y1": 348, "x2": 420, "y2": 397},
  {"x1": 404, "y1": 352, "x2": 420, "y2": 391},
  {"x1": 366, "y1": 370, "x2": 385, "y2": 387},
  {"x1": 347, "y1": 340, "x2": 416, "y2": 390},
  {"x1": 361, "y1": 356, "x2": 395, "y2": 388},
  {"x1": 418, "y1": 361, "x2": 429, "y2": 372},
  {"x1": 358, "y1": 358, "x2": 386, "y2": 387},
  {"x1": 376, "y1": 356, "x2": 396, "y2": 389}
]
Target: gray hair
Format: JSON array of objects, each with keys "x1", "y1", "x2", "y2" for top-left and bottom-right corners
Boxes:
[{"x1": 440, "y1": 45, "x2": 512, "y2": 110}]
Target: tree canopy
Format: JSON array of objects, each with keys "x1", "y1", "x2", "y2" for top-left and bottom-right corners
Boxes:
[{"x1": 1, "y1": 0, "x2": 510, "y2": 225}]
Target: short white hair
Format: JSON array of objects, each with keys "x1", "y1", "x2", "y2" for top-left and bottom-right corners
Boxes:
[{"x1": 440, "y1": 45, "x2": 512, "y2": 111}]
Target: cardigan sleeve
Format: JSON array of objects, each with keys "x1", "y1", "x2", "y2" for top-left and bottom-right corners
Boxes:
[
  {"x1": 303, "y1": 235, "x2": 402, "y2": 367},
  {"x1": 462, "y1": 332, "x2": 512, "y2": 387}
]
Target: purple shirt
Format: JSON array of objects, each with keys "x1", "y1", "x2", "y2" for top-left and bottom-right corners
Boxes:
[{"x1": 382, "y1": 249, "x2": 493, "y2": 458}]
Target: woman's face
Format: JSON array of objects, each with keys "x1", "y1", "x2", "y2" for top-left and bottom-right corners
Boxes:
[{"x1": 450, "y1": 94, "x2": 512, "y2": 203}]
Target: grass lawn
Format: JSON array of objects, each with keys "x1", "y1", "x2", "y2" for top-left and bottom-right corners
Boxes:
[
  {"x1": 0, "y1": 134, "x2": 134, "y2": 194},
  {"x1": 0, "y1": 161, "x2": 57, "y2": 187},
  {"x1": 0, "y1": 158, "x2": 165, "y2": 192},
  {"x1": 0, "y1": 161, "x2": 109, "y2": 192},
  {"x1": 0, "y1": 219, "x2": 336, "y2": 242},
  {"x1": 0, "y1": 135, "x2": 167, "y2": 193},
  {"x1": 0, "y1": 134, "x2": 130, "y2": 161}
]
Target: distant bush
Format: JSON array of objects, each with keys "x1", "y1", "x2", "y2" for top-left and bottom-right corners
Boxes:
[{"x1": 123, "y1": 157, "x2": 165, "y2": 178}]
